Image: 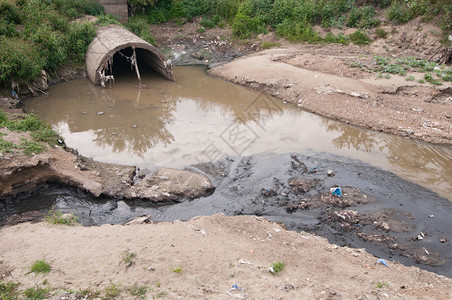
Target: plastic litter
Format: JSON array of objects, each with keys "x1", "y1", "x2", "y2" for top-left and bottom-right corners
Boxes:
[
  {"x1": 377, "y1": 258, "x2": 389, "y2": 267},
  {"x1": 330, "y1": 187, "x2": 342, "y2": 197},
  {"x1": 309, "y1": 167, "x2": 317, "y2": 173},
  {"x1": 11, "y1": 90, "x2": 18, "y2": 99},
  {"x1": 428, "y1": 214, "x2": 434, "y2": 218},
  {"x1": 226, "y1": 284, "x2": 246, "y2": 299}
]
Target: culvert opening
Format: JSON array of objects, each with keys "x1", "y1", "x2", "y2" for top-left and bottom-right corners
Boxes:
[{"x1": 85, "y1": 25, "x2": 174, "y2": 87}]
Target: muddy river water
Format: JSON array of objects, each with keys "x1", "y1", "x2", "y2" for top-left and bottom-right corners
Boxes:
[
  {"x1": 24, "y1": 66, "x2": 452, "y2": 199},
  {"x1": 7, "y1": 66, "x2": 452, "y2": 277}
]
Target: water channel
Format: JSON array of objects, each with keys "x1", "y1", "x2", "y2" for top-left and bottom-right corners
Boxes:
[
  {"x1": 23, "y1": 66, "x2": 452, "y2": 200},
  {"x1": 3, "y1": 65, "x2": 452, "y2": 277}
]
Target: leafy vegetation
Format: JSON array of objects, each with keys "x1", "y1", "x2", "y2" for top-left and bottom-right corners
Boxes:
[
  {"x1": 28, "y1": 260, "x2": 52, "y2": 275},
  {"x1": 144, "y1": 0, "x2": 450, "y2": 42},
  {"x1": 23, "y1": 285, "x2": 51, "y2": 300},
  {"x1": 349, "y1": 55, "x2": 451, "y2": 84},
  {"x1": 121, "y1": 250, "x2": 137, "y2": 265},
  {"x1": 0, "y1": 0, "x2": 103, "y2": 87},
  {"x1": 0, "y1": 111, "x2": 62, "y2": 156},
  {"x1": 0, "y1": 281, "x2": 20, "y2": 300},
  {"x1": 170, "y1": 267, "x2": 182, "y2": 273},
  {"x1": 128, "y1": 284, "x2": 149, "y2": 296},
  {"x1": 44, "y1": 206, "x2": 79, "y2": 225},
  {"x1": 269, "y1": 261, "x2": 285, "y2": 274},
  {"x1": 104, "y1": 283, "x2": 121, "y2": 298}
]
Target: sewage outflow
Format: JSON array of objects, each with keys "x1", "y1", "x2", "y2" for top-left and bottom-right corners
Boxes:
[{"x1": 2, "y1": 65, "x2": 451, "y2": 277}]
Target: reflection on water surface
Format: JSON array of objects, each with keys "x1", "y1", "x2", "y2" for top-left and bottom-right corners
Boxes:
[{"x1": 24, "y1": 66, "x2": 452, "y2": 199}]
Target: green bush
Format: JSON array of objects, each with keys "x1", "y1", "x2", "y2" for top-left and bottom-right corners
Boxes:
[
  {"x1": 200, "y1": 16, "x2": 216, "y2": 28},
  {"x1": 127, "y1": 16, "x2": 155, "y2": 44},
  {"x1": 275, "y1": 19, "x2": 321, "y2": 43},
  {"x1": 387, "y1": 0, "x2": 413, "y2": 24},
  {"x1": 0, "y1": 1, "x2": 21, "y2": 24},
  {"x1": 232, "y1": 12, "x2": 267, "y2": 38},
  {"x1": 0, "y1": 36, "x2": 44, "y2": 85},
  {"x1": 346, "y1": 5, "x2": 380, "y2": 28},
  {"x1": 348, "y1": 29, "x2": 372, "y2": 45},
  {"x1": 67, "y1": 21, "x2": 97, "y2": 62},
  {"x1": 324, "y1": 32, "x2": 350, "y2": 45}
]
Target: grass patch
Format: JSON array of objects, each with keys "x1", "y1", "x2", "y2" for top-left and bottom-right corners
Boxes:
[
  {"x1": 28, "y1": 260, "x2": 51, "y2": 275},
  {"x1": 156, "y1": 291, "x2": 168, "y2": 298},
  {"x1": 128, "y1": 284, "x2": 149, "y2": 296},
  {"x1": 121, "y1": 250, "x2": 137, "y2": 265},
  {"x1": 348, "y1": 29, "x2": 372, "y2": 45},
  {"x1": 44, "y1": 206, "x2": 78, "y2": 226},
  {"x1": 375, "y1": 27, "x2": 388, "y2": 39},
  {"x1": 18, "y1": 139, "x2": 46, "y2": 156},
  {"x1": 0, "y1": 138, "x2": 14, "y2": 154},
  {"x1": 170, "y1": 267, "x2": 182, "y2": 273},
  {"x1": 23, "y1": 285, "x2": 50, "y2": 300},
  {"x1": 0, "y1": 111, "x2": 62, "y2": 155},
  {"x1": 260, "y1": 41, "x2": 281, "y2": 49},
  {"x1": 104, "y1": 283, "x2": 121, "y2": 298},
  {"x1": 0, "y1": 281, "x2": 20, "y2": 300}
]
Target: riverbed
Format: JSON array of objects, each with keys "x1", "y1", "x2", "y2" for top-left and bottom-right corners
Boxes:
[{"x1": 2, "y1": 65, "x2": 450, "y2": 277}]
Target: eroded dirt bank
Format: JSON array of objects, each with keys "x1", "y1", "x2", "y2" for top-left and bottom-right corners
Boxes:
[
  {"x1": 208, "y1": 48, "x2": 451, "y2": 145},
  {"x1": 1, "y1": 214, "x2": 451, "y2": 299},
  {"x1": 0, "y1": 127, "x2": 213, "y2": 202}
]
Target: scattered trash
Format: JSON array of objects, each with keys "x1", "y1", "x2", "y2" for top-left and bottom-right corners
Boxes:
[
  {"x1": 377, "y1": 258, "x2": 389, "y2": 267},
  {"x1": 97, "y1": 111, "x2": 104, "y2": 115},
  {"x1": 428, "y1": 214, "x2": 434, "y2": 218},
  {"x1": 132, "y1": 124, "x2": 137, "y2": 128},
  {"x1": 11, "y1": 90, "x2": 18, "y2": 99},
  {"x1": 261, "y1": 188, "x2": 277, "y2": 197},
  {"x1": 327, "y1": 169, "x2": 335, "y2": 177},
  {"x1": 440, "y1": 238, "x2": 447, "y2": 243},
  {"x1": 239, "y1": 259, "x2": 253, "y2": 265},
  {"x1": 188, "y1": 224, "x2": 206, "y2": 235},
  {"x1": 330, "y1": 187, "x2": 342, "y2": 197},
  {"x1": 268, "y1": 266, "x2": 275, "y2": 274},
  {"x1": 226, "y1": 284, "x2": 246, "y2": 299},
  {"x1": 413, "y1": 231, "x2": 427, "y2": 241},
  {"x1": 309, "y1": 167, "x2": 317, "y2": 173}
]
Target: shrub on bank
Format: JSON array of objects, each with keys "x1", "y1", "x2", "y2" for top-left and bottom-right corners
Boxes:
[{"x1": 0, "y1": 0, "x2": 103, "y2": 87}]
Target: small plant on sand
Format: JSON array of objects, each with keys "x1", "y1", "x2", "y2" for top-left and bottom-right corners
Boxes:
[
  {"x1": 376, "y1": 280, "x2": 389, "y2": 288},
  {"x1": 128, "y1": 284, "x2": 149, "y2": 296},
  {"x1": 170, "y1": 267, "x2": 182, "y2": 273},
  {"x1": 156, "y1": 291, "x2": 168, "y2": 298},
  {"x1": 0, "y1": 281, "x2": 20, "y2": 300},
  {"x1": 27, "y1": 260, "x2": 51, "y2": 275},
  {"x1": 268, "y1": 262, "x2": 285, "y2": 274},
  {"x1": 121, "y1": 250, "x2": 137, "y2": 265},
  {"x1": 104, "y1": 283, "x2": 121, "y2": 298},
  {"x1": 23, "y1": 284, "x2": 51, "y2": 299},
  {"x1": 44, "y1": 206, "x2": 78, "y2": 226}
]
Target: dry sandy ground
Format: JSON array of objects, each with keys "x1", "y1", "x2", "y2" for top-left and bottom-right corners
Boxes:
[{"x1": 1, "y1": 214, "x2": 451, "y2": 299}]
